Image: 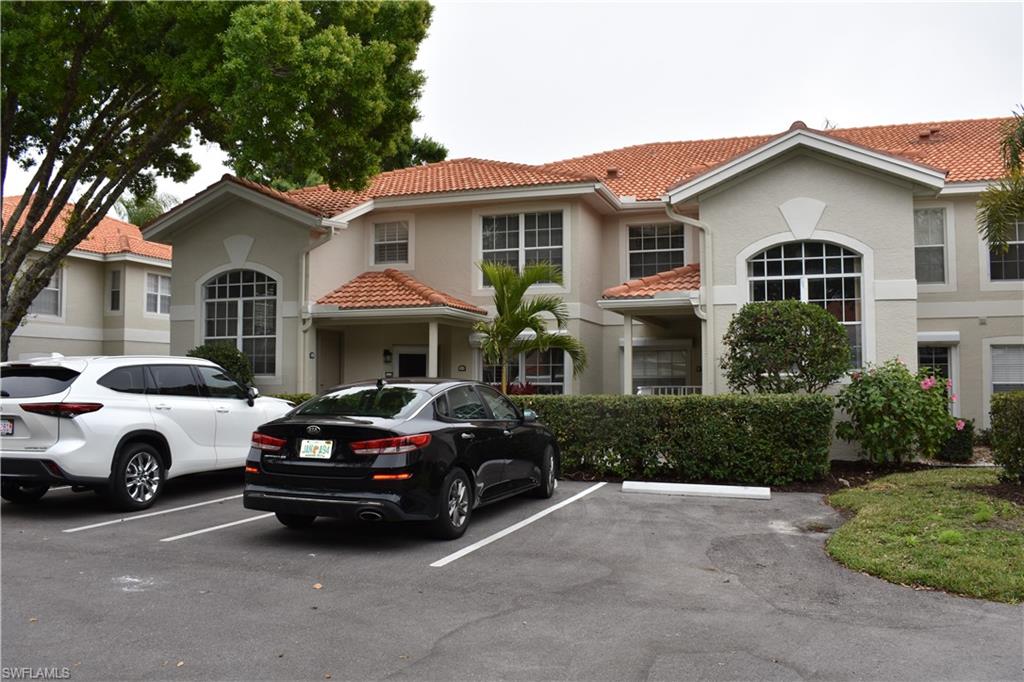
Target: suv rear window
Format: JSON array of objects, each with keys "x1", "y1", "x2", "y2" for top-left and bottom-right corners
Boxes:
[
  {"x1": 0, "y1": 366, "x2": 80, "y2": 398},
  {"x1": 97, "y1": 366, "x2": 151, "y2": 394}
]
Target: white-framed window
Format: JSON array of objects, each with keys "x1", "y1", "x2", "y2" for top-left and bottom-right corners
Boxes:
[
  {"x1": 373, "y1": 221, "x2": 409, "y2": 265},
  {"x1": 632, "y1": 348, "x2": 689, "y2": 393},
  {"x1": 992, "y1": 344, "x2": 1024, "y2": 393},
  {"x1": 628, "y1": 223, "x2": 685, "y2": 278},
  {"x1": 203, "y1": 269, "x2": 277, "y2": 375},
  {"x1": 748, "y1": 241, "x2": 863, "y2": 367},
  {"x1": 481, "y1": 349, "x2": 565, "y2": 394},
  {"x1": 108, "y1": 270, "x2": 122, "y2": 312},
  {"x1": 481, "y1": 211, "x2": 563, "y2": 285},
  {"x1": 914, "y1": 207, "x2": 946, "y2": 284},
  {"x1": 989, "y1": 221, "x2": 1024, "y2": 281},
  {"x1": 28, "y1": 268, "x2": 62, "y2": 317},
  {"x1": 145, "y1": 273, "x2": 171, "y2": 315}
]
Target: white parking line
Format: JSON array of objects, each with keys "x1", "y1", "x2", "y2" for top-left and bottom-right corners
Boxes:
[
  {"x1": 62, "y1": 494, "x2": 243, "y2": 534},
  {"x1": 159, "y1": 513, "x2": 275, "y2": 542},
  {"x1": 430, "y1": 482, "x2": 606, "y2": 568}
]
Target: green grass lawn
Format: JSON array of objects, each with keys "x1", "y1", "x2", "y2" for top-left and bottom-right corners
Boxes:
[{"x1": 827, "y1": 468, "x2": 1024, "y2": 604}]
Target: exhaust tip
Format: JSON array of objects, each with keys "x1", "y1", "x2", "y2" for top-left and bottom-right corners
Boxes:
[{"x1": 358, "y1": 510, "x2": 384, "y2": 522}]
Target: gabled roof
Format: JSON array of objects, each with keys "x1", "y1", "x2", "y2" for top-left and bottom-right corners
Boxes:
[
  {"x1": 316, "y1": 269, "x2": 486, "y2": 315},
  {"x1": 542, "y1": 117, "x2": 1010, "y2": 200},
  {"x1": 3, "y1": 195, "x2": 172, "y2": 261},
  {"x1": 602, "y1": 264, "x2": 701, "y2": 299}
]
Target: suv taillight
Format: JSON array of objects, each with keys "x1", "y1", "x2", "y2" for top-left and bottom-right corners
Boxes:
[
  {"x1": 350, "y1": 433, "x2": 431, "y2": 455},
  {"x1": 20, "y1": 402, "x2": 103, "y2": 418},
  {"x1": 251, "y1": 431, "x2": 286, "y2": 452}
]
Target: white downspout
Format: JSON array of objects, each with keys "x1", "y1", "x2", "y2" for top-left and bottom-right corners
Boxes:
[{"x1": 664, "y1": 206, "x2": 715, "y2": 395}]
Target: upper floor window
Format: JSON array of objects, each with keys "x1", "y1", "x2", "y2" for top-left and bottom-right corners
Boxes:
[
  {"x1": 914, "y1": 207, "x2": 946, "y2": 284},
  {"x1": 990, "y1": 221, "x2": 1024, "y2": 281},
  {"x1": 628, "y1": 223, "x2": 684, "y2": 278},
  {"x1": 108, "y1": 270, "x2": 122, "y2": 312},
  {"x1": 481, "y1": 211, "x2": 563, "y2": 284},
  {"x1": 373, "y1": 221, "x2": 409, "y2": 265},
  {"x1": 748, "y1": 241, "x2": 863, "y2": 367},
  {"x1": 28, "y1": 269, "x2": 62, "y2": 316},
  {"x1": 146, "y1": 273, "x2": 171, "y2": 315},
  {"x1": 203, "y1": 269, "x2": 277, "y2": 375}
]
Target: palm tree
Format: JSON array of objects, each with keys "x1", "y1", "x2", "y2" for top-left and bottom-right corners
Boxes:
[
  {"x1": 978, "y1": 108, "x2": 1024, "y2": 251},
  {"x1": 115, "y1": 191, "x2": 178, "y2": 227},
  {"x1": 475, "y1": 261, "x2": 587, "y2": 394}
]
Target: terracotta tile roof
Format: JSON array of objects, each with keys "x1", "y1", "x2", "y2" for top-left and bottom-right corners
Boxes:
[
  {"x1": 542, "y1": 117, "x2": 1012, "y2": 200},
  {"x1": 603, "y1": 264, "x2": 701, "y2": 299},
  {"x1": 316, "y1": 268, "x2": 486, "y2": 315},
  {"x1": 3, "y1": 195, "x2": 172, "y2": 261},
  {"x1": 286, "y1": 158, "x2": 598, "y2": 216}
]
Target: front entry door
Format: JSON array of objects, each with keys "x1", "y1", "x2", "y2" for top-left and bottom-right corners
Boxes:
[{"x1": 396, "y1": 349, "x2": 427, "y2": 378}]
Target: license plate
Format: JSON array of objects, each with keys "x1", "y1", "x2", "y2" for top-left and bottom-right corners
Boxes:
[
  {"x1": 0, "y1": 418, "x2": 13, "y2": 436},
  {"x1": 299, "y1": 439, "x2": 333, "y2": 459}
]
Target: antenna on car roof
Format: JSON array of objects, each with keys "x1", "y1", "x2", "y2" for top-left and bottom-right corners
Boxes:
[{"x1": 376, "y1": 378, "x2": 386, "y2": 391}]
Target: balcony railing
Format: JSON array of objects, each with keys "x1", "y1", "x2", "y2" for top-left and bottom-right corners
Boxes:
[{"x1": 635, "y1": 385, "x2": 702, "y2": 396}]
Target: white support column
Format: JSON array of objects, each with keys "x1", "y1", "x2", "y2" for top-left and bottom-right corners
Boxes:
[
  {"x1": 562, "y1": 349, "x2": 574, "y2": 395},
  {"x1": 428, "y1": 320, "x2": 439, "y2": 378},
  {"x1": 622, "y1": 313, "x2": 633, "y2": 395}
]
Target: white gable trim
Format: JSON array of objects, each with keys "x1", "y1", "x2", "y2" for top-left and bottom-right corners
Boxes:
[{"x1": 665, "y1": 129, "x2": 947, "y2": 204}]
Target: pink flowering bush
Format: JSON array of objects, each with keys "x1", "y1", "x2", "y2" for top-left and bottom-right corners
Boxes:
[{"x1": 836, "y1": 358, "x2": 956, "y2": 463}]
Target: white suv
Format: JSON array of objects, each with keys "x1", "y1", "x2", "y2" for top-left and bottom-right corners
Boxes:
[{"x1": 0, "y1": 356, "x2": 292, "y2": 510}]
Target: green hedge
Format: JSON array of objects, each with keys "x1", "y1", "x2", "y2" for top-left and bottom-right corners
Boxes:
[
  {"x1": 511, "y1": 394, "x2": 833, "y2": 485},
  {"x1": 991, "y1": 391, "x2": 1024, "y2": 484}
]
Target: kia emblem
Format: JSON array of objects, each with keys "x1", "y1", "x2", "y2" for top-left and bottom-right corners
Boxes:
[{"x1": 306, "y1": 425, "x2": 321, "y2": 435}]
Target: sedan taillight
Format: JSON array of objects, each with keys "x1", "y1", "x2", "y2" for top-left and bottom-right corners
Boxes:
[
  {"x1": 20, "y1": 402, "x2": 103, "y2": 418},
  {"x1": 251, "y1": 431, "x2": 287, "y2": 452},
  {"x1": 350, "y1": 433, "x2": 431, "y2": 456}
]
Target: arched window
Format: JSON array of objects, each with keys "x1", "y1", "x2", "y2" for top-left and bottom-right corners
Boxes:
[
  {"x1": 748, "y1": 241, "x2": 862, "y2": 366},
  {"x1": 203, "y1": 269, "x2": 277, "y2": 375}
]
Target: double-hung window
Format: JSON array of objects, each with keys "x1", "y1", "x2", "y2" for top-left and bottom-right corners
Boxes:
[
  {"x1": 481, "y1": 211, "x2": 563, "y2": 284},
  {"x1": 28, "y1": 269, "x2": 62, "y2": 316},
  {"x1": 748, "y1": 241, "x2": 863, "y2": 367},
  {"x1": 373, "y1": 221, "x2": 409, "y2": 265},
  {"x1": 914, "y1": 207, "x2": 946, "y2": 284},
  {"x1": 989, "y1": 221, "x2": 1024, "y2": 281},
  {"x1": 108, "y1": 270, "x2": 122, "y2": 312},
  {"x1": 992, "y1": 345, "x2": 1024, "y2": 394},
  {"x1": 628, "y1": 223, "x2": 685, "y2": 278},
  {"x1": 146, "y1": 273, "x2": 171, "y2": 315}
]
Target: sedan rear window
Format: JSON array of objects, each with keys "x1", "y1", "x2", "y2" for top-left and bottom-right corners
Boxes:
[
  {"x1": 0, "y1": 366, "x2": 80, "y2": 398},
  {"x1": 297, "y1": 386, "x2": 429, "y2": 419}
]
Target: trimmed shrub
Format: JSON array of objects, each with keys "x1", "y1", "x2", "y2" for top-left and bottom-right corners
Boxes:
[
  {"x1": 836, "y1": 358, "x2": 954, "y2": 463},
  {"x1": 721, "y1": 300, "x2": 850, "y2": 394},
  {"x1": 510, "y1": 393, "x2": 833, "y2": 485},
  {"x1": 271, "y1": 392, "x2": 315, "y2": 406},
  {"x1": 936, "y1": 418, "x2": 974, "y2": 463},
  {"x1": 991, "y1": 391, "x2": 1024, "y2": 484},
  {"x1": 187, "y1": 344, "x2": 254, "y2": 386}
]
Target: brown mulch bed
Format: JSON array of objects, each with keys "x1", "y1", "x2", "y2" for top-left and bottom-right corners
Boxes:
[
  {"x1": 773, "y1": 461, "x2": 936, "y2": 495},
  {"x1": 970, "y1": 483, "x2": 1024, "y2": 507}
]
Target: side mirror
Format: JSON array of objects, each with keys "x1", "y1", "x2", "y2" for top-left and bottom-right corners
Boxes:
[
  {"x1": 246, "y1": 385, "x2": 260, "y2": 406},
  {"x1": 522, "y1": 409, "x2": 537, "y2": 423}
]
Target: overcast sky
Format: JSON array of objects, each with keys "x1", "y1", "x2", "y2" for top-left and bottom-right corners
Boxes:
[{"x1": 5, "y1": 1, "x2": 1022, "y2": 208}]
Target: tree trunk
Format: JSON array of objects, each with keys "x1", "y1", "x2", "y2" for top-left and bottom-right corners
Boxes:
[{"x1": 501, "y1": 359, "x2": 509, "y2": 394}]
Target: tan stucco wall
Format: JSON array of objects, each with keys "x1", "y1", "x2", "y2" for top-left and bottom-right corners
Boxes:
[
  {"x1": 10, "y1": 254, "x2": 170, "y2": 360},
  {"x1": 163, "y1": 197, "x2": 311, "y2": 393},
  {"x1": 699, "y1": 152, "x2": 920, "y2": 391}
]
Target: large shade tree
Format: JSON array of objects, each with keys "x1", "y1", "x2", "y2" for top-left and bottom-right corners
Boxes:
[
  {"x1": 0, "y1": 0, "x2": 434, "y2": 360},
  {"x1": 474, "y1": 262, "x2": 587, "y2": 394},
  {"x1": 978, "y1": 108, "x2": 1024, "y2": 251}
]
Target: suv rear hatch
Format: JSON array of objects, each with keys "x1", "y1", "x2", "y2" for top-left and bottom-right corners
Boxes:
[{"x1": 0, "y1": 362, "x2": 85, "y2": 451}]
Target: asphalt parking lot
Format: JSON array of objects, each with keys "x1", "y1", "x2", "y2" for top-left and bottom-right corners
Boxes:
[{"x1": 2, "y1": 473, "x2": 1021, "y2": 681}]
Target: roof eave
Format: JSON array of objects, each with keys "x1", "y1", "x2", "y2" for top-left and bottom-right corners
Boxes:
[{"x1": 309, "y1": 304, "x2": 486, "y2": 322}]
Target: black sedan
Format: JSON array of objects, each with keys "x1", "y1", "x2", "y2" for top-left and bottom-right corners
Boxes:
[{"x1": 243, "y1": 379, "x2": 559, "y2": 539}]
